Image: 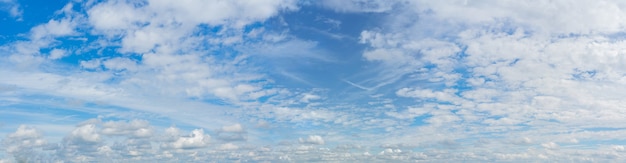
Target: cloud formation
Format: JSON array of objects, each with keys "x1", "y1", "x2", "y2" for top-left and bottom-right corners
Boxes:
[{"x1": 1, "y1": 0, "x2": 626, "y2": 162}]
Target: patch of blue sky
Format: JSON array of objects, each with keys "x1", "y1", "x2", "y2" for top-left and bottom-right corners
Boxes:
[
  {"x1": 257, "y1": 131, "x2": 299, "y2": 145},
  {"x1": 197, "y1": 98, "x2": 233, "y2": 107},
  {"x1": 571, "y1": 69, "x2": 597, "y2": 80},
  {"x1": 0, "y1": 1, "x2": 68, "y2": 35},
  {"x1": 0, "y1": 101, "x2": 96, "y2": 127},
  {"x1": 409, "y1": 114, "x2": 433, "y2": 127},
  {"x1": 241, "y1": 22, "x2": 265, "y2": 35},
  {"x1": 5, "y1": 95, "x2": 109, "y2": 113},
  {"x1": 583, "y1": 127, "x2": 626, "y2": 132},
  {"x1": 261, "y1": 6, "x2": 379, "y2": 79},
  {"x1": 194, "y1": 24, "x2": 224, "y2": 36},
  {"x1": 279, "y1": 5, "x2": 377, "y2": 56},
  {"x1": 3, "y1": 94, "x2": 169, "y2": 127}
]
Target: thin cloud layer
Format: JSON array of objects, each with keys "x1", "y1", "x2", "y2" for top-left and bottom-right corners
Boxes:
[{"x1": 1, "y1": 0, "x2": 626, "y2": 162}]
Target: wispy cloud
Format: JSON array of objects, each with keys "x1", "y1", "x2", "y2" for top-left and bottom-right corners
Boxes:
[{"x1": 0, "y1": 0, "x2": 22, "y2": 20}]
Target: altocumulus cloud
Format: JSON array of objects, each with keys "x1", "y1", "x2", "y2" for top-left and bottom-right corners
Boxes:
[{"x1": 2, "y1": 0, "x2": 626, "y2": 162}]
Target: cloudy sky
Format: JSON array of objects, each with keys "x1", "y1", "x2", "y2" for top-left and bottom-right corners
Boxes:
[{"x1": 2, "y1": 0, "x2": 626, "y2": 162}]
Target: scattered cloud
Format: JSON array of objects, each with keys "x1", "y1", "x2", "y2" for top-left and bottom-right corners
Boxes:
[
  {"x1": 0, "y1": 0, "x2": 21, "y2": 20},
  {"x1": 299, "y1": 135, "x2": 325, "y2": 145},
  {"x1": 2, "y1": 0, "x2": 626, "y2": 162}
]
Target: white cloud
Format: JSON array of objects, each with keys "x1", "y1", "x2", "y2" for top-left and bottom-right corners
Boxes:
[
  {"x1": 86, "y1": 1, "x2": 149, "y2": 32},
  {"x1": 216, "y1": 131, "x2": 247, "y2": 142},
  {"x1": 221, "y1": 124, "x2": 245, "y2": 133},
  {"x1": 541, "y1": 142, "x2": 559, "y2": 149},
  {"x1": 413, "y1": 0, "x2": 626, "y2": 34},
  {"x1": 347, "y1": 1, "x2": 626, "y2": 161},
  {"x1": 385, "y1": 106, "x2": 432, "y2": 120},
  {"x1": 30, "y1": 18, "x2": 76, "y2": 40},
  {"x1": 319, "y1": 0, "x2": 397, "y2": 13},
  {"x1": 1, "y1": 125, "x2": 47, "y2": 161},
  {"x1": 4, "y1": 0, "x2": 626, "y2": 162},
  {"x1": 146, "y1": 0, "x2": 298, "y2": 27},
  {"x1": 70, "y1": 123, "x2": 101, "y2": 143},
  {"x1": 161, "y1": 128, "x2": 211, "y2": 149},
  {"x1": 299, "y1": 135, "x2": 325, "y2": 145},
  {"x1": 396, "y1": 88, "x2": 465, "y2": 105},
  {"x1": 0, "y1": 0, "x2": 22, "y2": 20},
  {"x1": 612, "y1": 145, "x2": 625, "y2": 151},
  {"x1": 102, "y1": 57, "x2": 138, "y2": 71},
  {"x1": 48, "y1": 49, "x2": 68, "y2": 60},
  {"x1": 87, "y1": 0, "x2": 299, "y2": 45},
  {"x1": 300, "y1": 93, "x2": 321, "y2": 103},
  {"x1": 271, "y1": 107, "x2": 337, "y2": 122},
  {"x1": 80, "y1": 59, "x2": 101, "y2": 69},
  {"x1": 1, "y1": 120, "x2": 626, "y2": 162},
  {"x1": 100, "y1": 119, "x2": 153, "y2": 138},
  {"x1": 218, "y1": 143, "x2": 239, "y2": 150}
]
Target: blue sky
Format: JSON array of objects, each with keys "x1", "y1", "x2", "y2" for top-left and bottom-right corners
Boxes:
[{"x1": 2, "y1": 0, "x2": 626, "y2": 162}]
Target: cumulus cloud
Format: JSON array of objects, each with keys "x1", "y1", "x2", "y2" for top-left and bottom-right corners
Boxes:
[
  {"x1": 69, "y1": 123, "x2": 101, "y2": 143},
  {"x1": 613, "y1": 145, "x2": 625, "y2": 152},
  {"x1": 161, "y1": 128, "x2": 211, "y2": 149},
  {"x1": 3, "y1": 0, "x2": 626, "y2": 162},
  {"x1": 1, "y1": 125, "x2": 47, "y2": 162},
  {"x1": 299, "y1": 135, "x2": 325, "y2": 145},
  {"x1": 1, "y1": 120, "x2": 625, "y2": 162},
  {"x1": 30, "y1": 18, "x2": 77, "y2": 40}
]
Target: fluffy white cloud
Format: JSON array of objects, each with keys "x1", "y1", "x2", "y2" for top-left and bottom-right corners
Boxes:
[
  {"x1": 1, "y1": 120, "x2": 625, "y2": 162},
  {"x1": 1, "y1": 125, "x2": 47, "y2": 161},
  {"x1": 613, "y1": 145, "x2": 625, "y2": 151},
  {"x1": 299, "y1": 135, "x2": 325, "y2": 145},
  {"x1": 70, "y1": 124, "x2": 101, "y2": 143},
  {"x1": 87, "y1": 0, "x2": 299, "y2": 52},
  {"x1": 30, "y1": 18, "x2": 76, "y2": 40},
  {"x1": 161, "y1": 128, "x2": 211, "y2": 149},
  {"x1": 3, "y1": 0, "x2": 626, "y2": 162},
  {"x1": 353, "y1": 1, "x2": 626, "y2": 161}
]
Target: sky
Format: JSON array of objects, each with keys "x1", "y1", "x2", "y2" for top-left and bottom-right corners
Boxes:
[{"x1": 1, "y1": 0, "x2": 626, "y2": 162}]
